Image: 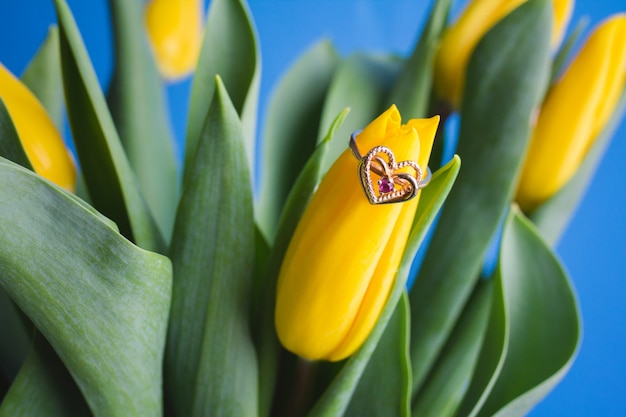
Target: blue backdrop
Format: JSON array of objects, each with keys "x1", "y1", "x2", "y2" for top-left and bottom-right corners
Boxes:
[{"x1": 1, "y1": 1, "x2": 624, "y2": 415}]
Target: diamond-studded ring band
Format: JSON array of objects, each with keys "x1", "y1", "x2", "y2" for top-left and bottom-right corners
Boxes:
[{"x1": 350, "y1": 130, "x2": 431, "y2": 205}]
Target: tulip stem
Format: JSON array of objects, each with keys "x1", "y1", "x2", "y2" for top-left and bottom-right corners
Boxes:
[{"x1": 282, "y1": 358, "x2": 319, "y2": 417}]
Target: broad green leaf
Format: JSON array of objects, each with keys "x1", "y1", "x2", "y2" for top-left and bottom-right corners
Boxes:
[
  {"x1": 0, "y1": 336, "x2": 91, "y2": 417},
  {"x1": 164, "y1": 77, "x2": 257, "y2": 417},
  {"x1": 531, "y1": 87, "x2": 626, "y2": 246},
  {"x1": 456, "y1": 260, "x2": 508, "y2": 417},
  {"x1": 257, "y1": 40, "x2": 339, "y2": 241},
  {"x1": 255, "y1": 109, "x2": 348, "y2": 417},
  {"x1": 307, "y1": 156, "x2": 460, "y2": 417},
  {"x1": 386, "y1": 0, "x2": 451, "y2": 119},
  {"x1": 20, "y1": 27, "x2": 64, "y2": 130},
  {"x1": 54, "y1": 0, "x2": 164, "y2": 252},
  {"x1": 463, "y1": 208, "x2": 581, "y2": 417},
  {"x1": 408, "y1": 0, "x2": 552, "y2": 393},
  {"x1": 346, "y1": 292, "x2": 412, "y2": 417},
  {"x1": 106, "y1": 0, "x2": 179, "y2": 241},
  {"x1": 411, "y1": 279, "x2": 493, "y2": 417},
  {"x1": 0, "y1": 158, "x2": 172, "y2": 417},
  {"x1": 318, "y1": 53, "x2": 402, "y2": 174},
  {"x1": 185, "y1": 0, "x2": 260, "y2": 177}
]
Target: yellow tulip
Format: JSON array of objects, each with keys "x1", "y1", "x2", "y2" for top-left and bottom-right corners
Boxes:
[
  {"x1": 144, "y1": 0, "x2": 203, "y2": 80},
  {"x1": 435, "y1": 0, "x2": 574, "y2": 107},
  {"x1": 0, "y1": 63, "x2": 76, "y2": 192},
  {"x1": 516, "y1": 15, "x2": 626, "y2": 212},
  {"x1": 275, "y1": 106, "x2": 438, "y2": 361}
]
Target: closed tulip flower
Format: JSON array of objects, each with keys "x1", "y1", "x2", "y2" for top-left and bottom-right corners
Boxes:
[
  {"x1": 516, "y1": 15, "x2": 626, "y2": 211},
  {"x1": 144, "y1": 0, "x2": 203, "y2": 80},
  {"x1": 275, "y1": 105, "x2": 438, "y2": 361},
  {"x1": 435, "y1": 0, "x2": 573, "y2": 107},
  {"x1": 0, "y1": 63, "x2": 76, "y2": 191}
]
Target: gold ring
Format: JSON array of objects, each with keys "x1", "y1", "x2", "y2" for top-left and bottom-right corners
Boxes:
[{"x1": 350, "y1": 130, "x2": 431, "y2": 205}]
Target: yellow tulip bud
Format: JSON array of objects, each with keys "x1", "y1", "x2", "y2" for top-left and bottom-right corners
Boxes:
[
  {"x1": 144, "y1": 0, "x2": 203, "y2": 80},
  {"x1": 0, "y1": 63, "x2": 76, "y2": 192},
  {"x1": 275, "y1": 106, "x2": 438, "y2": 361},
  {"x1": 435, "y1": 0, "x2": 574, "y2": 107},
  {"x1": 516, "y1": 15, "x2": 626, "y2": 212}
]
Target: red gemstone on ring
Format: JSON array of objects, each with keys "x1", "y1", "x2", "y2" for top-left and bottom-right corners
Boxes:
[{"x1": 378, "y1": 177, "x2": 394, "y2": 194}]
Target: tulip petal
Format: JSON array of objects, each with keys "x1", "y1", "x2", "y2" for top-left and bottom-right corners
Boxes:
[
  {"x1": 0, "y1": 63, "x2": 75, "y2": 191},
  {"x1": 516, "y1": 14, "x2": 626, "y2": 211},
  {"x1": 308, "y1": 156, "x2": 460, "y2": 417},
  {"x1": 144, "y1": 0, "x2": 203, "y2": 80}
]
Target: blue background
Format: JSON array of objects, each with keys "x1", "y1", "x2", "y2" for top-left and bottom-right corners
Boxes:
[{"x1": 1, "y1": 1, "x2": 624, "y2": 415}]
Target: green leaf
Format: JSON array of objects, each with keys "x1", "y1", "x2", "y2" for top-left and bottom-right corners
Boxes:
[
  {"x1": 20, "y1": 27, "x2": 64, "y2": 130},
  {"x1": 0, "y1": 336, "x2": 91, "y2": 417},
  {"x1": 257, "y1": 40, "x2": 339, "y2": 241},
  {"x1": 54, "y1": 0, "x2": 163, "y2": 252},
  {"x1": 411, "y1": 279, "x2": 493, "y2": 417},
  {"x1": 307, "y1": 156, "x2": 460, "y2": 417},
  {"x1": 408, "y1": 0, "x2": 552, "y2": 393},
  {"x1": 185, "y1": 0, "x2": 260, "y2": 177},
  {"x1": 165, "y1": 77, "x2": 257, "y2": 417},
  {"x1": 386, "y1": 0, "x2": 451, "y2": 118},
  {"x1": 255, "y1": 108, "x2": 348, "y2": 417},
  {"x1": 318, "y1": 53, "x2": 402, "y2": 174},
  {"x1": 461, "y1": 208, "x2": 581, "y2": 417},
  {"x1": 0, "y1": 158, "x2": 172, "y2": 417},
  {"x1": 106, "y1": 0, "x2": 179, "y2": 241},
  {"x1": 346, "y1": 291, "x2": 412, "y2": 417},
  {"x1": 0, "y1": 98, "x2": 32, "y2": 170},
  {"x1": 531, "y1": 87, "x2": 626, "y2": 246}
]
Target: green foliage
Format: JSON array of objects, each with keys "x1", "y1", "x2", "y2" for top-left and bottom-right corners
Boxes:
[
  {"x1": 408, "y1": 0, "x2": 553, "y2": 394},
  {"x1": 0, "y1": 0, "x2": 603, "y2": 414}
]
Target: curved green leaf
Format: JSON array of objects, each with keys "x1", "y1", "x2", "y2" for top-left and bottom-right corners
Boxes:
[
  {"x1": 185, "y1": 0, "x2": 260, "y2": 177},
  {"x1": 387, "y1": 0, "x2": 451, "y2": 119},
  {"x1": 346, "y1": 291, "x2": 412, "y2": 417},
  {"x1": 0, "y1": 158, "x2": 172, "y2": 417},
  {"x1": 255, "y1": 108, "x2": 348, "y2": 417},
  {"x1": 21, "y1": 27, "x2": 64, "y2": 130},
  {"x1": 165, "y1": 77, "x2": 257, "y2": 417},
  {"x1": 318, "y1": 53, "x2": 402, "y2": 174},
  {"x1": 307, "y1": 156, "x2": 460, "y2": 417},
  {"x1": 474, "y1": 208, "x2": 580, "y2": 417},
  {"x1": 530, "y1": 87, "x2": 626, "y2": 246},
  {"x1": 411, "y1": 279, "x2": 493, "y2": 417},
  {"x1": 257, "y1": 40, "x2": 339, "y2": 241},
  {"x1": 408, "y1": 0, "x2": 552, "y2": 393},
  {"x1": 106, "y1": 0, "x2": 179, "y2": 240},
  {"x1": 54, "y1": 0, "x2": 164, "y2": 252}
]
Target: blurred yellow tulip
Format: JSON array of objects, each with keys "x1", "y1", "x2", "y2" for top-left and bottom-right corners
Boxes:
[
  {"x1": 144, "y1": 0, "x2": 203, "y2": 80},
  {"x1": 435, "y1": 0, "x2": 574, "y2": 107},
  {"x1": 0, "y1": 63, "x2": 76, "y2": 192},
  {"x1": 516, "y1": 14, "x2": 626, "y2": 211},
  {"x1": 275, "y1": 105, "x2": 438, "y2": 361}
]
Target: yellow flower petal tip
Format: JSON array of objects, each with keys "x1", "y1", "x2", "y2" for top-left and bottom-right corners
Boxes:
[
  {"x1": 516, "y1": 14, "x2": 626, "y2": 212},
  {"x1": 144, "y1": 0, "x2": 204, "y2": 80},
  {"x1": 274, "y1": 106, "x2": 439, "y2": 362},
  {"x1": 435, "y1": 0, "x2": 574, "y2": 107},
  {"x1": 0, "y1": 63, "x2": 76, "y2": 192}
]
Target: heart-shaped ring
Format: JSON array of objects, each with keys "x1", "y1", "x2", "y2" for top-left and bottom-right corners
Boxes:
[
  {"x1": 358, "y1": 146, "x2": 423, "y2": 204},
  {"x1": 350, "y1": 130, "x2": 430, "y2": 205}
]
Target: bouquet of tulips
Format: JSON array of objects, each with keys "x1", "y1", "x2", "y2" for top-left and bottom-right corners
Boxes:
[{"x1": 0, "y1": 0, "x2": 624, "y2": 415}]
